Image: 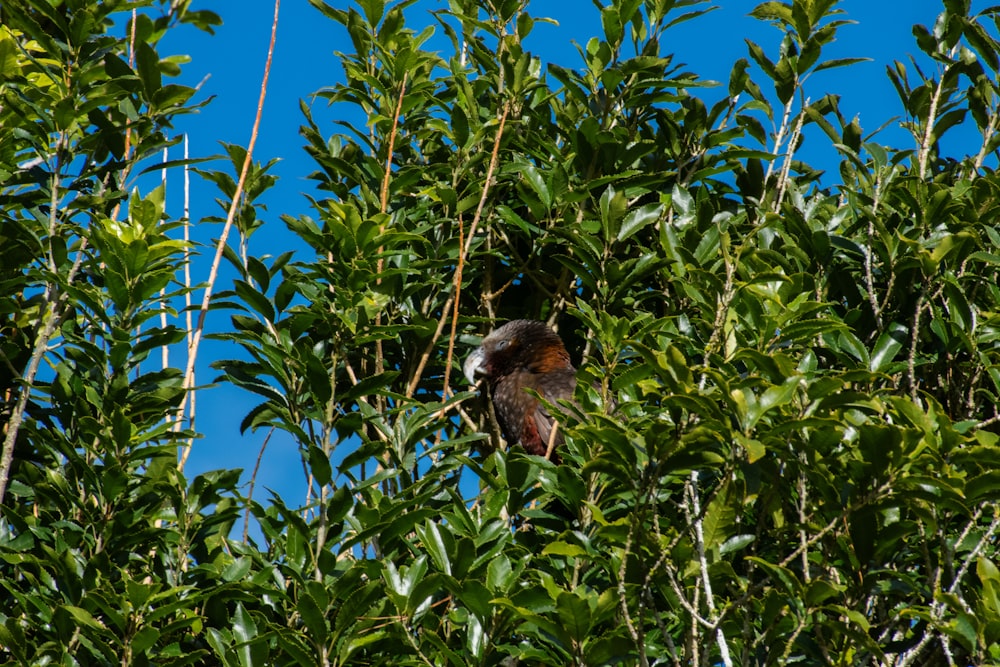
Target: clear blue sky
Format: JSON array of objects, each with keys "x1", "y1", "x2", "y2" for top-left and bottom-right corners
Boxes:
[{"x1": 156, "y1": 0, "x2": 983, "y2": 521}]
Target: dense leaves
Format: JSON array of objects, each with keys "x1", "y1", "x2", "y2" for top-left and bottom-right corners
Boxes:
[{"x1": 3, "y1": 0, "x2": 1000, "y2": 665}]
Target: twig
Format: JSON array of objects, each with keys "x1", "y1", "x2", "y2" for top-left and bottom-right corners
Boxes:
[
  {"x1": 405, "y1": 294, "x2": 455, "y2": 398},
  {"x1": 182, "y1": 135, "x2": 196, "y2": 453},
  {"x1": 976, "y1": 409, "x2": 1000, "y2": 430},
  {"x1": 371, "y1": 73, "x2": 408, "y2": 419},
  {"x1": 617, "y1": 510, "x2": 648, "y2": 667},
  {"x1": 686, "y1": 471, "x2": 733, "y2": 667},
  {"x1": 973, "y1": 106, "x2": 999, "y2": 172},
  {"x1": 160, "y1": 146, "x2": 170, "y2": 371},
  {"x1": 406, "y1": 103, "x2": 510, "y2": 402},
  {"x1": 176, "y1": 0, "x2": 281, "y2": 470},
  {"x1": 906, "y1": 288, "x2": 927, "y2": 403},
  {"x1": 0, "y1": 152, "x2": 87, "y2": 503},
  {"x1": 379, "y1": 73, "x2": 407, "y2": 216},
  {"x1": 917, "y1": 69, "x2": 946, "y2": 179},
  {"x1": 698, "y1": 252, "x2": 736, "y2": 392},
  {"x1": 0, "y1": 250, "x2": 86, "y2": 505},
  {"x1": 775, "y1": 98, "x2": 808, "y2": 210},
  {"x1": 896, "y1": 508, "x2": 1000, "y2": 667},
  {"x1": 765, "y1": 94, "x2": 796, "y2": 185},
  {"x1": 243, "y1": 426, "x2": 275, "y2": 544},
  {"x1": 864, "y1": 171, "x2": 886, "y2": 331}
]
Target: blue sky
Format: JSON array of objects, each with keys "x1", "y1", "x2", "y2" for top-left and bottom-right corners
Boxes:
[{"x1": 155, "y1": 0, "x2": 984, "y2": 522}]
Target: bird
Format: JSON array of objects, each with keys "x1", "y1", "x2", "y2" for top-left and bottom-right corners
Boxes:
[{"x1": 463, "y1": 319, "x2": 578, "y2": 460}]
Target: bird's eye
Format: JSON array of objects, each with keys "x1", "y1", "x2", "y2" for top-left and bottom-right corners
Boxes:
[{"x1": 495, "y1": 339, "x2": 508, "y2": 351}]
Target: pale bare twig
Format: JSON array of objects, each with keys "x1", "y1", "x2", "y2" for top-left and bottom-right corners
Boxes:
[
  {"x1": 160, "y1": 146, "x2": 170, "y2": 371},
  {"x1": 765, "y1": 94, "x2": 797, "y2": 185},
  {"x1": 406, "y1": 103, "x2": 510, "y2": 403},
  {"x1": 686, "y1": 471, "x2": 733, "y2": 667},
  {"x1": 617, "y1": 511, "x2": 649, "y2": 667},
  {"x1": 906, "y1": 288, "x2": 927, "y2": 403},
  {"x1": 973, "y1": 106, "x2": 999, "y2": 172},
  {"x1": 863, "y1": 171, "x2": 887, "y2": 331},
  {"x1": 917, "y1": 67, "x2": 947, "y2": 179},
  {"x1": 243, "y1": 426, "x2": 276, "y2": 544},
  {"x1": 176, "y1": 0, "x2": 281, "y2": 470},
  {"x1": 182, "y1": 135, "x2": 196, "y2": 451},
  {"x1": 895, "y1": 507, "x2": 1000, "y2": 667},
  {"x1": 775, "y1": 98, "x2": 808, "y2": 210}
]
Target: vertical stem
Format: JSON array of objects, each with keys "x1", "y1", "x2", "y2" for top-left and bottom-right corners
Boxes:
[
  {"x1": 973, "y1": 107, "x2": 999, "y2": 172},
  {"x1": 687, "y1": 472, "x2": 733, "y2": 667},
  {"x1": 918, "y1": 72, "x2": 946, "y2": 179},
  {"x1": 864, "y1": 174, "x2": 885, "y2": 332},
  {"x1": 765, "y1": 94, "x2": 796, "y2": 185},
  {"x1": 907, "y1": 288, "x2": 926, "y2": 403},
  {"x1": 774, "y1": 99, "x2": 808, "y2": 210},
  {"x1": 176, "y1": 0, "x2": 281, "y2": 471},
  {"x1": 160, "y1": 146, "x2": 170, "y2": 371}
]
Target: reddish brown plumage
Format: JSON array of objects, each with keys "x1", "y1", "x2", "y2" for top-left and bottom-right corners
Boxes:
[{"x1": 464, "y1": 320, "x2": 577, "y2": 459}]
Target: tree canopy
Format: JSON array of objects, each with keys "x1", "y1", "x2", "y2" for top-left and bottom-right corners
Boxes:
[{"x1": 2, "y1": 0, "x2": 1000, "y2": 664}]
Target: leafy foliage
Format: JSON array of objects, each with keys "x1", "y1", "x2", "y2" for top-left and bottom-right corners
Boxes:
[{"x1": 3, "y1": 0, "x2": 1000, "y2": 665}]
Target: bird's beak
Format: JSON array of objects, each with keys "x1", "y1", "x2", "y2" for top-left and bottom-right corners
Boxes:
[{"x1": 463, "y1": 346, "x2": 486, "y2": 385}]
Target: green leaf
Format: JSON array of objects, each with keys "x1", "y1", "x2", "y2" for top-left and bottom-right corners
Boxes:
[
  {"x1": 541, "y1": 541, "x2": 587, "y2": 558},
  {"x1": 556, "y1": 591, "x2": 594, "y2": 644},
  {"x1": 416, "y1": 520, "x2": 452, "y2": 576},
  {"x1": 308, "y1": 445, "x2": 333, "y2": 487},
  {"x1": 618, "y1": 203, "x2": 662, "y2": 243},
  {"x1": 870, "y1": 322, "x2": 907, "y2": 373},
  {"x1": 135, "y1": 41, "x2": 162, "y2": 97}
]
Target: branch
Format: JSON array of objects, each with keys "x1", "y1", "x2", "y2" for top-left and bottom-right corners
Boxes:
[
  {"x1": 0, "y1": 152, "x2": 89, "y2": 504},
  {"x1": 686, "y1": 471, "x2": 733, "y2": 667},
  {"x1": 906, "y1": 287, "x2": 927, "y2": 403},
  {"x1": 243, "y1": 426, "x2": 275, "y2": 544},
  {"x1": 407, "y1": 102, "x2": 510, "y2": 402},
  {"x1": 617, "y1": 507, "x2": 649, "y2": 667},
  {"x1": 895, "y1": 508, "x2": 1000, "y2": 667},
  {"x1": 774, "y1": 97, "x2": 808, "y2": 210},
  {"x1": 176, "y1": 0, "x2": 281, "y2": 469},
  {"x1": 917, "y1": 69, "x2": 946, "y2": 179}
]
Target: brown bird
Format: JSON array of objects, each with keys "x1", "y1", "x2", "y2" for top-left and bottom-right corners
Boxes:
[{"x1": 463, "y1": 320, "x2": 578, "y2": 460}]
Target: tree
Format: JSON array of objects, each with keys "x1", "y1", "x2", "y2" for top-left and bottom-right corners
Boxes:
[{"x1": 3, "y1": 0, "x2": 1000, "y2": 664}]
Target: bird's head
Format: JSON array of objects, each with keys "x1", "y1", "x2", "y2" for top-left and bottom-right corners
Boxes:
[{"x1": 463, "y1": 319, "x2": 572, "y2": 386}]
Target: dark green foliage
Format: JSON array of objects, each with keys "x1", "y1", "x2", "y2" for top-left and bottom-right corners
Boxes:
[{"x1": 4, "y1": 0, "x2": 1000, "y2": 665}]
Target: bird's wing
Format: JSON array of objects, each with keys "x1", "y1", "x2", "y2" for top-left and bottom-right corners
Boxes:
[
  {"x1": 526, "y1": 401, "x2": 557, "y2": 458},
  {"x1": 528, "y1": 367, "x2": 578, "y2": 458}
]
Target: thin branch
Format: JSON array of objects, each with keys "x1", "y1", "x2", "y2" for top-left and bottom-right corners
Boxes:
[
  {"x1": 775, "y1": 98, "x2": 808, "y2": 210},
  {"x1": 243, "y1": 427, "x2": 275, "y2": 544},
  {"x1": 617, "y1": 509, "x2": 649, "y2": 667},
  {"x1": 976, "y1": 409, "x2": 1000, "y2": 430},
  {"x1": 906, "y1": 287, "x2": 927, "y2": 403},
  {"x1": 917, "y1": 70, "x2": 946, "y2": 179},
  {"x1": 0, "y1": 249, "x2": 86, "y2": 505},
  {"x1": 405, "y1": 293, "x2": 456, "y2": 399},
  {"x1": 797, "y1": 457, "x2": 810, "y2": 582},
  {"x1": 863, "y1": 171, "x2": 886, "y2": 331},
  {"x1": 765, "y1": 93, "x2": 797, "y2": 185},
  {"x1": 896, "y1": 507, "x2": 1000, "y2": 667},
  {"x1": 406, "y1": 103, "x2": 510, "y2": 401},
  {"x1": 379, "y1": 73, "x2": 407, "y2": 216},
  {"x1": 371, "y1": 73, "x2": 408, "y2": 414},
  {"x1": 686, "y1": 471, "x2": 733, "y2": 667},
  {"x1": 182, "y1": 134, "x2": 196, "y2": 454},
  {"x1": 973, "y1": 105, "x2": 999, "y2": 172},
  {"x1": 176, "y1": 0, "x2": 281, "y2": 470},
  {"x1": 698, "y1": 250, "x2": 736, "y2": 392},
  {"x1": 462, "y1": 105, "x2": 510, "y2": 259},
  {"x1": 1, "y1": 147, "x2": 87, "y2": 504},
  {"x1": 160, "y1": 145, "x2": 170, "y2": 370}
]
